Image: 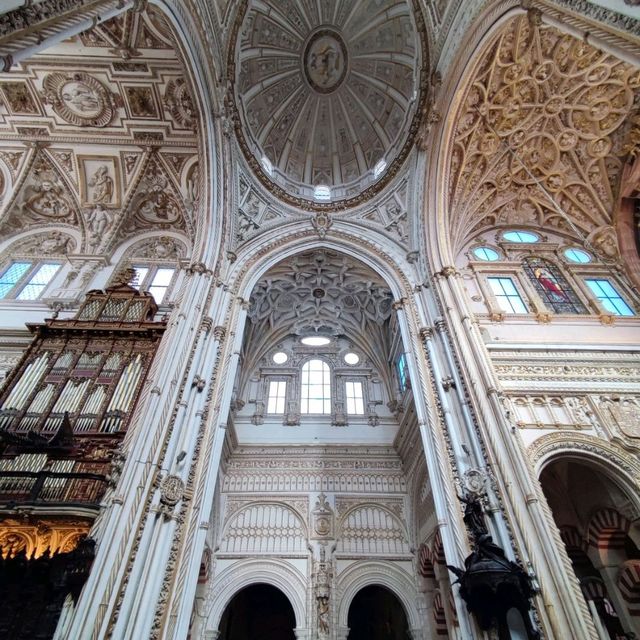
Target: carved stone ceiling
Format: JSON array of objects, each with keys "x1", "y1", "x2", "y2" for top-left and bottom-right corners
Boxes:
[
  {"x1": 0, "y1": 7, "x2": 200, "y2": 256},
  {"x1": 244, "y1": 250, "x2": 394, "y2": 366},
  {"x1": 447, "y1": 13, "x2": 640, "y2": 260},
  {"x1": 230, "y1": 0, "x2": 427, "y2": 209}
]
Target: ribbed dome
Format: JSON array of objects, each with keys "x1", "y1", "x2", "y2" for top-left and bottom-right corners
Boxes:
[{"x1": 230, "y1": 0, "x2": 426, "y2": 209}]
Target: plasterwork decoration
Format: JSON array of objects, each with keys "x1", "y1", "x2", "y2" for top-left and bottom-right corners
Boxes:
[
  {"x1": 123, "y1": 156, "x2": 187, "y2": 234},
  {"x1": 164, "y1": 78, "x2": 197, "y2": 130},
  {"x1": 2, "y1": 153, "x2": 79, "y2": 232},
  {"x1": 78, "y1": 156, "x2": 121, "y2": 208},
  {"x1": 598, "y1": 396, "x2": 640, "y2": 440},
  {"x1": 447, "y1": 14, "x2": 640, "y2": 255},
  {"x1": 0, "y1": 518, "x2": 90, "y2": 559},
  {"x1": 247, "y1": 250, "x2": 393, "y2": 339},
  {"x1": 0, "y1": 81, "x2": 40, "y2": 115},
  {"x1": 311, "y1": 492, "x2": 335, "y2": 540},
  {"x1": 42, "y1": 72, "x2": 120, "y2": 127},
  {"x1": 128, "y1": 236, "x2": 188, "y2": 261},
  {"x1": 219, "y1": 501, "x2": 308, "y2": 554},
  {"x1": 11, "y1": 231, "x2": 76, "y2": 255}
]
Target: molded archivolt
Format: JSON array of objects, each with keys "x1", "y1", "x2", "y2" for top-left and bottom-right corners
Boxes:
[
  {"x1": 336, "y1": 560, "x2": 421, "y2": 630},
  {"x1": 204, "y1": 558, "x2": 308, "y2": 632},
  {"x1": 438, "y1": 11, "x2": 640, "y2": 263},
  {"x1": 230, "y1": 0, "x2": 428, "y2": 208}
]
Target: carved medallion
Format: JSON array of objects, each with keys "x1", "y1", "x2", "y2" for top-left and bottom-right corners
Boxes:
[
  {"x1": 160, "y1": 475, "x2": 184, "y2": 506},
  {"x1": 43, "y1": 72, "x2": 118, "y2": 127}
]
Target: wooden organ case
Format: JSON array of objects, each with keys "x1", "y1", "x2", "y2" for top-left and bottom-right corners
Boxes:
[{"x1": 0, "y1": 277, "x2": 165, "y2": 638}]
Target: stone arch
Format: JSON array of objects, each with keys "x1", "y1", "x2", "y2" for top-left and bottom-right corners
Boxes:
[
  {"x1": 204, "y1": 558, "x2": 308, "y2": 633},
  {"x1": 336, "y1": 560, "x2": 421, "y2": 630},
  {"x1": 528, "y1": 432, "x2": 640, "y2": 520},
  {"x1": 618, "y1": 560, "x2": 640, "y2": 616},
  {"x1": 588, "y1": 508, "x2": 631, "y2": 552}
]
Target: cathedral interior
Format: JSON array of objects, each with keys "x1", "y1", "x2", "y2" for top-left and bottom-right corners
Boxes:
[{"x1": 0, "y1": 1, "x2": 639, "y2": 639}]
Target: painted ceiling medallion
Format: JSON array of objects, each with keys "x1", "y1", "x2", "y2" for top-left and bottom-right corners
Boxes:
[
  {"x1": 230, "y1": 0, "x2": 427, "y2": 209},
  {"x1": 303, "y1": 29, "x2": 348, "y2": 94}
]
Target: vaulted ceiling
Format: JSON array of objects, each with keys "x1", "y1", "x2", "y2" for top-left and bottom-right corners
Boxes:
[
  {"x1": 446, "y1": 13, "x2": 639, "y2": 263},
  {"x1": 230, "y1": 0, "x2": 428, "y2": 208}
]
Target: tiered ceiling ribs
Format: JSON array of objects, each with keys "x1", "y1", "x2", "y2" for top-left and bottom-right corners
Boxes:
[{"x1": 230, "y1": 0, "x2": 428, "y2": 208}]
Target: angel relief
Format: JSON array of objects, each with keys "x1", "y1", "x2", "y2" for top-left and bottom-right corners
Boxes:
[{"x1": 522, "y1": 257, "x2": 586, "y2": 314}]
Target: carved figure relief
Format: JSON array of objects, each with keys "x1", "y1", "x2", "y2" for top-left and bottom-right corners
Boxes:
[
  {"x1": 85, "y1": 205, "x2": 113, "y2": 247},
  {"x1": 13, "y1": 231, "x2": 75, "y2": 255},
  {"x1": 126, "y1": 158, "x2": 185, "y2": 232},
  {"x1": 43, "y1": 72, "x2": 119, "y2": 127},
  {"x1": 8, "y1": 158, "x2": 78, "y2": 231},
  {"x1": 79, "y1": 157, "x2": 120, "y2": 208},
  {"x1": 132, "y1": 236, "x2": 186, "y2": 260}
]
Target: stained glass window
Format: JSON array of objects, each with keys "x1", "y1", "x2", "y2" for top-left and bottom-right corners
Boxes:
[
  {"x1": 523, "y1": 258, "x2": 586, "y2": 314},
  {"x1": 503, "y1": 230, "x2": 539, "y2": 243},
  {"x1": 397, "y1": 353, "x2": 409, "y2": 391},
  {"x1": 130, "y1": 265, "x2": 176, "y2": 304}
]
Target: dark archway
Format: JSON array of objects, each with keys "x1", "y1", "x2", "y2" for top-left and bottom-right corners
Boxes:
[
  {"x1": 219, "y1": 584, "x2": 296, "y2": 640},
  {"x1": 347, "y1": 585, "x2": 409, "y2": 640}
]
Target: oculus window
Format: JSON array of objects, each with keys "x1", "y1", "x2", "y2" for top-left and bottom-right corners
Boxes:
[
  {"x1": 488, "y1": 277, "x2": 527, "y2": 314},
  {"x1": 0, "y1": 262, "x2": 60, "y2": 300},
  {"x1": 267, "y1": 380, "x2": 287, "y2": 414},
  {"x1": 345, "y1": 381, "x2": 364, "y2": 415},
  {"x1": 473, "y1": 247, "x2": 500, "y2": 261},
  {"x1": 585, "y1": 280, "x2": 634, "y2": 316},
  {"x1": 564, "y1": 248, "x2": 591, "y2": 264},
  {"x1": 502, "y1": 230, "x2": 539, "y2": 243},
  {"x1": 301, "y1": 359, "x2": 331, "y2": 414}
]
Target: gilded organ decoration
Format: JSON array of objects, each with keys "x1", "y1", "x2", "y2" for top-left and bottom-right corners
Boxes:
[
  {"x1": 447, "y1": 14, "x2": 640, "y2": 254},
  {"x1": 42, "y1": 72, "x2": 119, "y2": 127}
]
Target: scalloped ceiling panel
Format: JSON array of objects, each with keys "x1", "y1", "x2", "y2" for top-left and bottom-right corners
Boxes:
[{"x1": 230, "y1": 0, "x2": 427, "y2": 209}]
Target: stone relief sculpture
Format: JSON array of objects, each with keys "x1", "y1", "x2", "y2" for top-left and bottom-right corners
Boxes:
[
  {"x1": 88, "y1": 165, "x2": 114, "y2": 204},
  {"x1": 43, "y1": 72, "x2": 119, "y2": 127}
]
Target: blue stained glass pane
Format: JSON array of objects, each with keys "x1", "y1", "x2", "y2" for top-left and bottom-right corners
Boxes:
[
  {"x1": 0, "y1": 262, "x2": 31, "y2": 298},
  {"x1": 16, "y1": 264, "x2": 60, "y2": 300}
]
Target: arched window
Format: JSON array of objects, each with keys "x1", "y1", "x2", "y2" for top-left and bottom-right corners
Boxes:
[{"x1": 301, "y1": 359, "x2": 331, "y2": 414}]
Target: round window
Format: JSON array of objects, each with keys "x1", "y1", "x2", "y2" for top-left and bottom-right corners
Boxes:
[
  {"x1": 564, "y1": 248, "x2": 591, "y2": 264},
  {"x1": 472, "y1": 247, "x2": 500, "y2": 261},
  {"x1": 503, "y1": 230, "x2": 539, "y2": 243},
  {"x1": 272, "y1": 351, "x2": 288, "y2": 364},
  {"x1": 344, "y1": 352, "x2": 360, "y2": 365}
]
